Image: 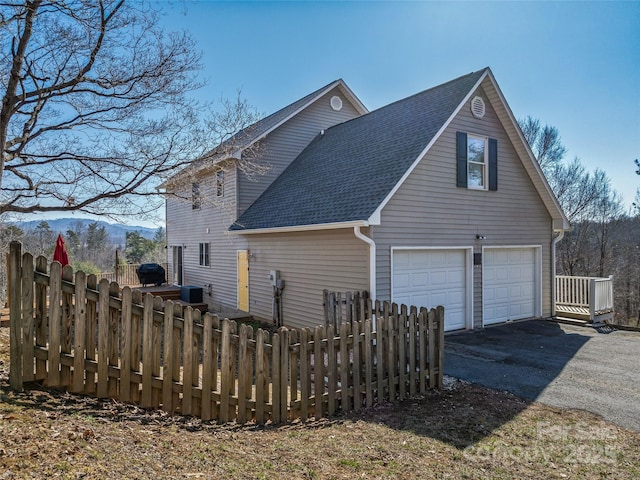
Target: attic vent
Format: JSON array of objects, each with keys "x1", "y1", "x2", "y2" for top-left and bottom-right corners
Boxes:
[
  {"x1": 330, "y1": 95, "x2": 343, "y2": 111},
  {"x1": 471, "y1": 96, "x2": 485, "y2": 119}
]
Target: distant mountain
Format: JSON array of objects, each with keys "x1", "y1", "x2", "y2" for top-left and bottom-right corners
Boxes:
[{"x1": 13, "y1": 218, "x2": 160, "y2": 245}]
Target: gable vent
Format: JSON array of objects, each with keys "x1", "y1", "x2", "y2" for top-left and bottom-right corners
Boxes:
[
  {"x1": 471, "y1": 96, "x2": 485, "y2": 119},
  {"x1": 330, "y1": 95, "x2": 343, "y2": 111}
]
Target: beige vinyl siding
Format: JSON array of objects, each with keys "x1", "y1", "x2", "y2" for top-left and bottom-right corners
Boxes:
[
  {"x1": 245, "y1": 229, "x2": 368, "y2": 330},
  {"x1": 165, "y1": 165, "x2": 247, "y2": 311},
  {"x1": 237, "y1": 87, "x2": 361, "y2": 216},
  {"x1": 374, "y1": 83, "x2": 553, "y2": 327}
]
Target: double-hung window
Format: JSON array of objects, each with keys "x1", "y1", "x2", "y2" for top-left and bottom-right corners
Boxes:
[
  {"x1": 192, "y1": 182, "x2": 201, "y2": 210},
  {"x1": 199, "y1": 242, "x2": 210, "y2": 266},
  {"x1": 456, "y1": 132, "x2": 497, "y2": 191},
  {"x1": 467, "y1": 134, "x2": 487, "y2": 189},
  {"x1": 215, "y1": 170, "x2": 224, "y2": 197}
]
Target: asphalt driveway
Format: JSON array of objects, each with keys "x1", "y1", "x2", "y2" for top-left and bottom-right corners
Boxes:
[{"x1": 445, "y1": 319, "x2": 640, "y2": 432}]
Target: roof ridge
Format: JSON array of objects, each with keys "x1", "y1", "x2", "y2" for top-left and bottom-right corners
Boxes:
[
  {"x1": 231, "y1": 68, "x2": 488, "y2": 231},
  {"x1": 374, "y1": 68, "x2": 487, "y2": 110},
  {"x1": 319, "y1": 68, "x2": 488, "y2": 136}
]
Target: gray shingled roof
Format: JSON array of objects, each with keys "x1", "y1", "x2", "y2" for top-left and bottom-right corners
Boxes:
[{"x1": 230, "y1": 69, "x2": 486, "y2": 231}]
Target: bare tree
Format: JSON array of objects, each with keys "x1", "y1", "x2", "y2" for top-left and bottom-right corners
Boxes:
[
  {"x1": 520, "y1": 116, "x2": 624, "y2": 280},
  {"x1": 519, "y1": 116, "x2": 567, "y2": 173},
  {"x1": 0, "y1": 1, "x2": 264, "y2": 220}
]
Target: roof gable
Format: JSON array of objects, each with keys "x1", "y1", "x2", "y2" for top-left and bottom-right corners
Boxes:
[
  {"x1": 163, "y1": 79, "x2": 368, "y2": 187},
  {"x1": 230, "y1": 68, "x2": 569, "y2": 233},
  {"x1": 218, "y1": 79, "x2": 368, "y2": 156},
  {"x1": 230, "y1": 69, "x2": 486, "y2": 231}
]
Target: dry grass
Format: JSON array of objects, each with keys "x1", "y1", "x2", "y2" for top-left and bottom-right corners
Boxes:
[{"x1": 1, "y1": 325, "x2": 639, "y2": 479}]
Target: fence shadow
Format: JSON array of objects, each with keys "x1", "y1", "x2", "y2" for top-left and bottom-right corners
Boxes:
[
  {"x1": 444, "y1": 320, "x2": 591, "y2": 401},
  {"x1": 344, "y1": 320, "x2": 593, "y2": 450}
]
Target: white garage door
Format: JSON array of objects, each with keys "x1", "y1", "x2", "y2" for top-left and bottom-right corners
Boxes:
[
  {"x1": 484, "y1": 247, "x2": 538, "y2": 325},
  {"x1": 392, "y1": 249, "x2": 468, "y2": 331}
]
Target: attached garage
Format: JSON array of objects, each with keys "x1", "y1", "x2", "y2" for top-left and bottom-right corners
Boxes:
[
  {"x1": 391, "y1": 248, "x2": 472, "y2": 331},
  {"x1": 483, "y1": 247, "x2": 541, "y2": 326}
]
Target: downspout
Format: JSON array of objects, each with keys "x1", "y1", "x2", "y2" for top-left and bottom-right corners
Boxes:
[
  {"x1": 551, "y1": 230, "x2": 565, "y2": 317},
  {"x1": 354, "y1": 226, "x2": 376, "y2": 302}
]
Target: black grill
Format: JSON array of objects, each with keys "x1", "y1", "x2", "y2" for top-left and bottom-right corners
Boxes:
[{"x1": 136, "y1": 263, "x2": 166, "y2": 286}]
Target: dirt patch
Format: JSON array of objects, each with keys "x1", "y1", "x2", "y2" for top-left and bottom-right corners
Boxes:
[{"x1": 1, "y1": 325, "x2": 639, "y2": 479}]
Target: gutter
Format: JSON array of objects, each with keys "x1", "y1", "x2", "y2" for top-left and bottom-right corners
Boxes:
[
  {"x1": 353, "y1": 226, "x2": 376, "y2": 302},
  {"x1": 551, "y1": 230, "x2": 565, "y2": 317},
  {"x1": 228, "y1": 220, "x2": 368, "y2": 236}
]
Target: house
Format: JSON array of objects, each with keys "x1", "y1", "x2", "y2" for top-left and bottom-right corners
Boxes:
[{"x1": 164, "y1": 67, "x2": 570, "y2": 331}]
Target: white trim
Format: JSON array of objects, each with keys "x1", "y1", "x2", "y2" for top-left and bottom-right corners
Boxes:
[
  {"x1": 390, "y1": 246, "x2": 474, "y2": 331},
  {"x1": 228, "y1": 220, "x2": 368, "y2": 235},
  {"x1": 481, "y1": 245, "x2": 542, "y2": 327},
  {"x1": 551, "y1": 231, "x2": 564, "y2": 316},
  {"x1": 471, "y1": 95, "x2": 486, "y2": 119},
  {"x1": 336, "y1": 80, "x2": 369, "y2": 115},
  {"x1": 330, "y1": 95, "x2": 343, "y2": 111},
  {"x1": 368, "y1": 71, "x2": 489, "y2": 224},
  {"x1": 466, "y1": 133, "x2": 489, "y2": 190},
  {"x1": 482, "y1": 70, "x2": 569, "y2": 230}
]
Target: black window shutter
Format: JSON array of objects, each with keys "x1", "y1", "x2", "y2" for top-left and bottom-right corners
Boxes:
[
  {"x1": 456, "y1": 132, "x2": 467, "y2": 187},
  {"x1": 488, "y1": 138, "x2": 498, "y2": 191}
]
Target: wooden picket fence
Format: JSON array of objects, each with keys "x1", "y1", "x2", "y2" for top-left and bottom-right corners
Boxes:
[
  {"x1": 8, "y1": 242, "x2": 445, "y2": 424},
  {"x1": 323, "y1": 289, "x2": 371, "y2": 330}
]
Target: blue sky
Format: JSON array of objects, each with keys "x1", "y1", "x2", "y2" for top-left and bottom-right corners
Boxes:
[
  {"x1": 160, "y1": 0, "x2": 639, "y2": 210},
  {"x1": 34, "y1": 1, "x2": 639, "y2": 228}
]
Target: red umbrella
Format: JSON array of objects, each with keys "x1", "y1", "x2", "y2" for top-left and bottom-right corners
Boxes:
[{"x1": 53, "y1": 234, "x2": 70, "y2": 267}]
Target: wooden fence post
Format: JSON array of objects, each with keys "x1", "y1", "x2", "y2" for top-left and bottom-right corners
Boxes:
[
  {"x1": 84, "y1": 274, "x2": 98, "y2": 394},
  {"x1": 313, "y1": 325, "x2": 324, "y2": 419},
  {"x1": 201, "y1": 312, "x2": 213, "y2": 421},
  {"x1": 48, "y1": 262, "x2": 62, "y2": 387},
  {"x1": 9, "y1": 241, "x2": 23, "y2": 391},
  {"x1": 271, "y1": 330, "x2": 280, "y2": 423},
  {"x1": 35, "y1": 256, "x2": 48, "y2": 382},
  {"x1": 72, "y1": 271, "x2": 87, "y2": 393},
  {"x1": 436, "y1": 305, "x2": 445, "y2": 388},
  {"x1": 220, "y1": 319, "x2": 232, "y2": 423},
  {"x1": 60, "y1": 265, "x2": 74, "y2": 387},
  {"x1": 280, "y1": 327, "x2": 290, "y2": 422},
  {"x1": 255, "y1": 329, "x2": 267, "y2": 424},
  {"x1": 182, "y1": 306, "x2": 194, "y2": 416},
  {"x1": 120, "y1": 287, "x2": 133, "y2": 402},
  {"x1": 21, "y1": 252, "x2": 34, "y2": 383},
  {"x1": 97, "y1": 279, "x2": 110, "y2": 398}
]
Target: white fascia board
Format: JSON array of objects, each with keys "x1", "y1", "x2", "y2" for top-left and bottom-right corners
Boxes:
[
  {"x1": 367, "y1": 70, "x2": 490, "y2": 224},
  {"x1": 483, "y1": 70, "x2": 570, "y2": 231},
  {"x1": 337, "y1": 81, "x2": 369, "y2": 115},
  {"x1": 227, "y1": 220, "x2": 369, "y2": 235}
]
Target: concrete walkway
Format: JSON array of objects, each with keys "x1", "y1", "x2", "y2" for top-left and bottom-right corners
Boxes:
[{"x1": 445, "y1": 320, "x2": 640, "y2": 432}]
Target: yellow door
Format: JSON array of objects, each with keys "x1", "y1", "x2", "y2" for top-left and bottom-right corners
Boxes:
[{"x1": 237, "y1": 250, "x2": 249, "y2": 311}]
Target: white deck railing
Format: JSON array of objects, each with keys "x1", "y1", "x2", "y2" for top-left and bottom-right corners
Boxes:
[{"x1": 555, "y1": 275, "x2": 614, "y2": 320}]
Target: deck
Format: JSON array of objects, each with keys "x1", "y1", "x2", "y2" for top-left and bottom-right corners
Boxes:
[
  {"x1": 133, "y1": 285, "x2": 253, "y2": 322},
  {"x1": 555, "y1": 275, "x2": 614, "y2": 324}
]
